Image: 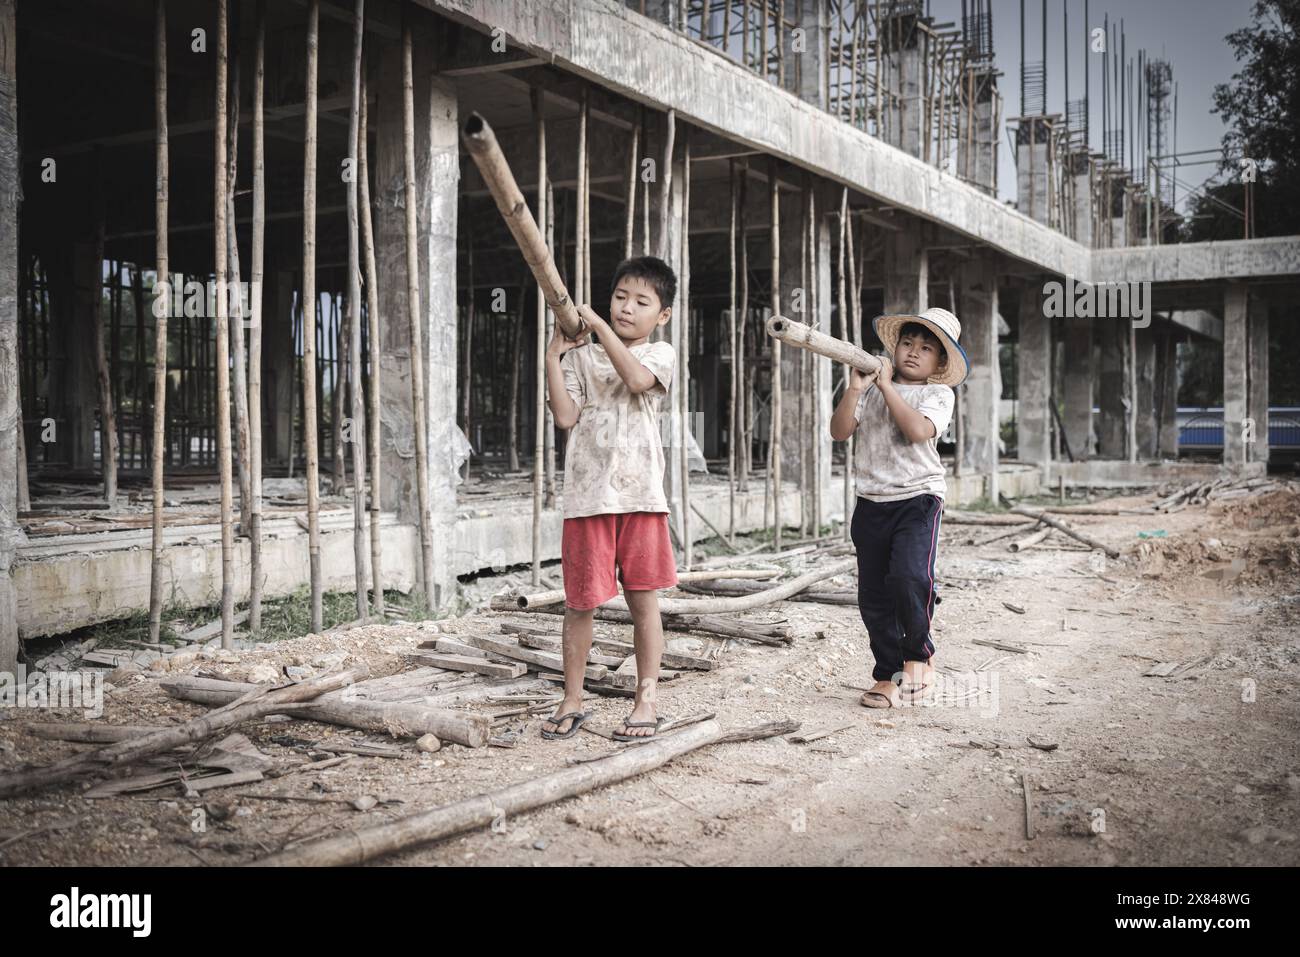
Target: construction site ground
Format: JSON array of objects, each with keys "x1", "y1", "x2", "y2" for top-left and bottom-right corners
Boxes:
[{"x1": 3, "y1": 485, "x2": 1298, "y2": 867}]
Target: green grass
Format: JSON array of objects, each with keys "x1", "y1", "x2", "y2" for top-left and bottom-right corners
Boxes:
[{"x1": 76, "y1": 588, "x2": 431, "y2": 648}]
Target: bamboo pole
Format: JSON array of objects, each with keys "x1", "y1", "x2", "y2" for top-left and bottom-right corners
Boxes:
[
  {"x1": 91, "y1": 183, "x2": 116, "y2": 504},
  {"x1": 769, "y1": 157, "x2": 781, "y2": 552},
  {"x1": 147, "y1": 0, "x2": 169, "y2": 645},
  {"x1": 544, "y1": 180, "x2": 557, "y2": 507},
  {"x1": 226, "y1": 12, "x2": 253, "y2": 539},
  {"x1": 331, "y1": 294, "x2": 346, "y2": 491},
  {"x1": 215, "y1": 0, "x2": 235, "y2": 648},
  {"x1": 248, "y1": 0, "x2": 267, "y2": 631},
  {"x1": 345, "y1": 0, "x2": 368, "y2": 618},
  {"x1": 403, "y1": 16, "x2": 435, "y2": 612},
  {"x1": 766, "y1": 316, "x2": 882, "y2": 374},
  {"x1": 737, "y1": 159, "x2": 750, "y2": 491},
  {"x1": 727, "y1": 158, "x2": 737, "y2": 542},
  {"x1": 808, "y1": 180, "x2": 820, "y2": 536},
  {"x1": 461, "y1": 114, "x2": 585, "y2": 340},
  {"x1": 461, "y1": 232, "x2": 473, "y2": 480},
  {"x1": 358, "y1": 65, "x2": 383, "y2": 615},
  {"x1": 679, "y1": 128, "x2": 692, "y2": 568},
  {"x1": 657, "y1": 109, "x2": 675, "y2": 263},
  {"x1": 837, "y1": 189, "x2": 851, "y2": 540},
  {"x1": 641, "y1": 109, "x2": 650, "y2": 255},
  {"x1": 531, "y1": 88, "x2": 546, "y2": 587},
  {"x1": 575, "y1": 89, "x2": 586, "y2": 312},
  {"x1": 624, "y1": 120, "x2": 638, "y2": 259},
  {"x1": 252, "y1": 719, "x2": 801, "y2": 867},
  {"x1": 583, "y1": 113, "x2": 592, "y2": 306},
  {"x1": 303, "y1": 0, "x2": 324, "y2": 632}
]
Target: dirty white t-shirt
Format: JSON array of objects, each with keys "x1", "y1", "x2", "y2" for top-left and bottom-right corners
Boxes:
[
  {"x1": 853, "y1": 381, "x2": 954, "y2": 502},
  {"x1": 559, "y1": 340, "x2": 676, "y2": 519}
]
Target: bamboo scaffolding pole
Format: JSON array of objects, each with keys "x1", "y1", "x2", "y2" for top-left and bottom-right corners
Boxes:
[
  {"x1": 807, "y1": 179, "x2": 820, "y2": 536},
  {"x1": 544, "y1": 180, "x2": 557, "y2": 507},
  {"x1": 641, "y1": 109, "x2": 650, "y2": 255},
  {"x1": 679, "y1": 128, "x2": 692, "y2": 569},
  {"x1": 582, "y1": 103, "x2": 592, "y2": 307},
  {"x1": 345, "y1": 0, "x2": 368, "y2": 618},
  {"x1": 226, "y1": 12, "x2": 252, "y2": 538},
  {"x1": 331, "y1": 294, "x2": 346, "y2": 491},
  {"x1": 214, "y1": 0, "x2": 235, "y2": 648},
  {"x1": 530, "y1": 89, "x2": 546, "y2": 587},
  {"x1": 624, "y1": 120, "x2": 637, "y2": 259},
  {"x1": 727, "y1": 158, "x2": 737, "y2": 542},
  {"x1": 575, "y1": 90, "x2": 587, "y2": 312},
  {"x1": 769, "y1": 157, "x2": 782, "y2": 552},
  {"x1": 460, "y1": 113, "x2": 585, "y2": 341},
  {"x1": 798, "y1": 182, "x2": 808, "y2": 537},
  {"x1": 461, "y1": 232, "x2": 473, "y2": 480},
  {"x1": 248, "y1": 0, "x2": 267, "y2": 631},
  {"x1": 657, "y1": 109, "x2": 675, "y2": 263},
  {"x1": 402, "y1": 16, "x2": 435, "y2": 612},
  {"x1": 358, "y1": 64, "x2": 383, "y2": 615},
  {"x1": 837, "y1": 189, "x2": 850, "y2": 540},
  {"x1": 737, "y1": 159, "x2": 750, "y2": 491},
  {"x1": 303, "y1": 0, "x2": 324, "y2": 632},
  {"x1": 147, "y1": 0, "x2": 169, "y2": 645},
  {"x1": 91, "y1": 184, "x2": 116, "y2": 503}
]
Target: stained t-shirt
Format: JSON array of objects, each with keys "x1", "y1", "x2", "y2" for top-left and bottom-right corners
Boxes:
[
  {"x1": 853, "y1": 381, "x2": 955, "y2": 502},
  {"x1": 558, "y1": 340, "x2": 676, "y2": 519}
]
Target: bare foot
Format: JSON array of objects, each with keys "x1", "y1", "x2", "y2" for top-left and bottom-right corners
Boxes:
[
  {"x1": 901, "y1": 659, "x2": 935, "y2": 700},
  {"x1": 859, "y1": 679, "x2": 900, "y2": 709}
]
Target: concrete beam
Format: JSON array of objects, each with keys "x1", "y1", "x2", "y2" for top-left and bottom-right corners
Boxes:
[
  {"x1": 1092, "y1": 236, "x2": 1300, "y2": 284},
  {"x1": 1167, "y1": 308, "x2": 1223, "y2": 343},
  {"x1": 411, "y1": 0, "x2": 1092, "y2": 279}
]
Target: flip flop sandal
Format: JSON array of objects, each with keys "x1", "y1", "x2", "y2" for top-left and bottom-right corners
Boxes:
[
  {"x1": 859, "y1": 690, "x2": 896, "y2": 709},
  {"x1": 540, "y1": 711, "x2": 589, "y2": 740},
  {"x1": 612, "y1": 716, "x2": 665, "y2": 742},
  {"x1": 900, "y1": 682, "x2": 933, "y2": 702}
]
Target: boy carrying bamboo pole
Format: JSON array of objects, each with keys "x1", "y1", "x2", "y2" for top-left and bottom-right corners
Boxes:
[
  {"x1": 829, "y1": 307, "x2": 968, "y2": 709},
  {"x1": 540, "y1": 256, "x2": 679, "y2": 741}
]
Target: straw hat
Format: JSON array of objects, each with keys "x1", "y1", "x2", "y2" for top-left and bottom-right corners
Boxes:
[{"x1": 872, "y1": 306, "x2": 969, "y2": 387}]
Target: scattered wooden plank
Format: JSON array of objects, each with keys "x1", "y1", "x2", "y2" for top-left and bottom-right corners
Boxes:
[
  {"x1": 1002, "y1": 601, "x2": 1027, "y2": 614},
  {"x1": 1022, "y1": 771, "x2": 1035, "y2": 840},
  {"x1": 514, "y1": 631, "x2": 624, "y2": 668},
  {"x1": 787, "y1": 724, "x2": 853, "y2": 744},
  {"x1": 1010, "y1": 506, "x2": 1121, "y2": 559},
  {"x1": 406, "y1": 651, "x2": 526, "y2": 679},
  {"x1": 461, "y1": 634, "x2": 607, "y2": 682}
]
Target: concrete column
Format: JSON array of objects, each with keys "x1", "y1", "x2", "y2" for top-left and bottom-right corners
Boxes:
[
  {"x1": 956, "y1": 69, "x2": 998, "y2": 194},
  {"x1": 1, "y1": 0, "x2": 19, "y2": 673},
  {"x1": 1248, "y1": 292, "x2": 1270, "y2": 464},
  {"x1": 263, "y1": 270, "x2": 296, "y2": 467},
  {"x1": 1222, "y1": 284, "x2": 1248, "y2": 467},
  {"x1": 1061, "y1": 316, "x2": 1093, "y2": 460},
  {"x1": 883, "y1": 223, "x2": 927, "y2": 316},
  {"x1": 794, "y1": 0, "x2": 829, "y2": 109},
  {"x1": 1015, "y1": 119, "x2": 1051, "y2": 225},
  {"x1": 1070, "y1": 154, "x2": 1093, "y2": 247},
  {"x1": 1134, "y1": 330, "x2": 1158, "y2": 458},
  {"x1": 960, "y1": 256, "x2": 1000, "y2": 501},
  {"x1": 1096, "y1": 321, "x2": 1126, "y2": 458},
  {"x1": 881, "y1": 13, "x2": 926, "y2": 158},
  {"x1": 1156, "y1": 330, "x2": 1179, "y2": 459},
  {"x1": 1016, "y1": 285, "x2": 1051, "y2": 468},
  {"x1": 373, "y1": 29, "x2": 459, "y2": 603}
]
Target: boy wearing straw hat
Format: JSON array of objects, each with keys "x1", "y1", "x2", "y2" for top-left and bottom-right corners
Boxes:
[{"x1": 829, "y1": 307, "x2": 969, "y2": 709}]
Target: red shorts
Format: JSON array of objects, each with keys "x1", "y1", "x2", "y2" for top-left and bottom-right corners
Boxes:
[{"x1": 561, "y1": 512, "x2": 678, "y2": 610}]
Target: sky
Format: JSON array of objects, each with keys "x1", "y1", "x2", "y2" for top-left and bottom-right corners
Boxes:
[{"x1": 921, "y1": 0, "x2": 1260, "y2": 209}]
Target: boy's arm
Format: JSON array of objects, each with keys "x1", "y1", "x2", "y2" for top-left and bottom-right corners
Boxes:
[
  {"x1": 545, "y1": 332, "x2": 583, "y2": 430},
  {"x1": 830, "y1": 367, "x2": 872, "y2": 441},
  {"x1": 875, "y1": 357, "x2": 939, "y2": 443},
  {"x1": 577, "y1": 304, "x2": 660, "y2": 394}
]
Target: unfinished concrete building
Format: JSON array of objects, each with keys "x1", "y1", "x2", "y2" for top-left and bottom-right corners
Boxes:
[{"x1": 2, "y1": 0, "x2": 1297, "y2": 673}]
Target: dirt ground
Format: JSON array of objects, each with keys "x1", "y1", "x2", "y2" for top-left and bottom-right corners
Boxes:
[{"x1": 3, "y1": 485, "x2": 1299, "y2": 867}]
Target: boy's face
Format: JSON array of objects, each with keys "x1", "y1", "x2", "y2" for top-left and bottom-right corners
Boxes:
[
  {"x1": 893, "y1": 328, "x2": 944, "y2": 384},
  {"x1": 609, "y1": 275, "x2": 670, "y2": 345}
]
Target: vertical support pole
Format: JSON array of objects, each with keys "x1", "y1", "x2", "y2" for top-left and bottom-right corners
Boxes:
[{"x1": 147, "y1": 0, "x2": 170, "y2": 645}]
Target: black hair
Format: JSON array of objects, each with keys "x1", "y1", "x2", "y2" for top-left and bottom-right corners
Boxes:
[
  {"x1": 610, "y1": 256, "x2": 677, "y2": 313},
  {"x1": 898, "y1": 321, "x2": 947, "y2": 361}
]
